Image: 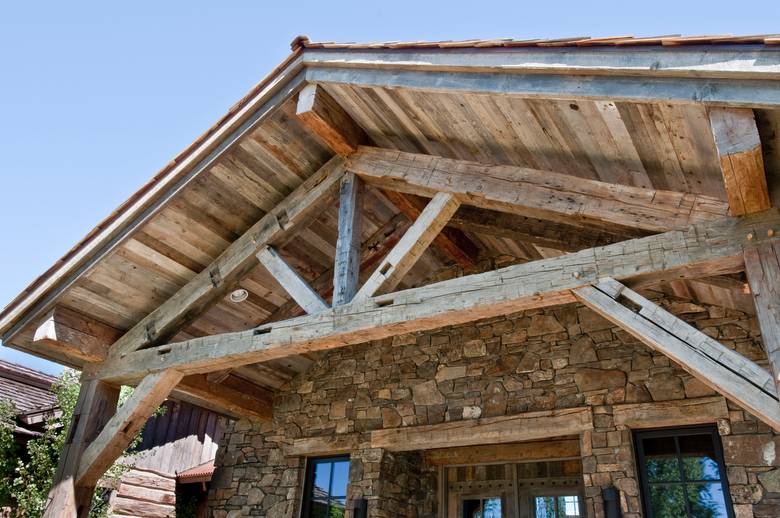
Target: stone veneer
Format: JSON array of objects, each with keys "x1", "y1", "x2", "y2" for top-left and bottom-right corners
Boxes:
[{"x1": 208, "y1": 296, "x2": 780, "y2": 518}]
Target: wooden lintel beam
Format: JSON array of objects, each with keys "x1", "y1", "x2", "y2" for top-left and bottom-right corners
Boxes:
[
  {"x1": 371, "y1": 408, "x2": 592, "y2": 451},
  {"x1": 574, "y1": 278, "x2": 780, "y2": 431},
  {"x1": 107, "y1": 156, "x2": 346, "y2": 358},
  {"x1": 33, "y1": 306, "x2": 114, "y2": 366},
  {"x1": 353, "y1": 192, "x2": 460, "y2": 300},
  {"x1": 381, "y1": 189, "x2": 478, "y2": 269},
  {"x1": 333, "y1": 173, "x2": 363, "y2": 305},
  {"x1": 256, "y1": 246, "x2": 327, "y2": 314},
  {"x1": 744, "y1": 241, "x2": 780, "y2": 394},
  {"x1": 95, "y1": 209, "x2": 780, "y2": 384},
  {"x1": 296, "y1": 83, "x2": 365, "y2": 155},
  {"x1": 347, "y1": 146, "x2": 730, "y2": 233},
  {"x1": 709, "y1": 108, "x2": 770, "y2": 216},
  {"x1": 77, "y1": 370, "x2": 183, "y2": 487}
]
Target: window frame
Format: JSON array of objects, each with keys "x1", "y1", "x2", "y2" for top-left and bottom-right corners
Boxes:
[
  {"x1": 634, "y1": 425, "x2": 735, "y2": 518},
  {"x1": 300, "y1": 455, "x2": 351, "y2": 518}
]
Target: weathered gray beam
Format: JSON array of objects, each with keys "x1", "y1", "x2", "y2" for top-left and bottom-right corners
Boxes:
[
  {"x1": 574, "y1": 278, "x2": 780, "y2": 431},
  {"x1": 744, "y1": 241, "x2": 780, "y2": 394},
  {"x1": 96, "y1": 209, "x2": 780, "y2": 384},
  {"x1": 306, "y1": 66, "x2": 780, "y2": 109},
  {"x1": 332, "y1": 173, "x2": 363, "y2": 305},
  {"x1": 256, "y1": 246, "x2": 328, "y2": 314},
  {"x1": 347, "y1": 146, "x2": 729, "y2": 233}
]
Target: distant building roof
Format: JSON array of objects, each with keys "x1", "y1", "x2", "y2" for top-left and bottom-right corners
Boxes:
[
  {"x1": 176, "y1": 460, "x2": 215, "y2": 484},
  {"x1": 0, "y1": 360, "x2": 58, "y2": 414}
]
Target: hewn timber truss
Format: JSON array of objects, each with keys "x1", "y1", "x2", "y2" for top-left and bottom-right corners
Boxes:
[{"x1": 37, "y1": 79, "x2": 780, "y2": 517}]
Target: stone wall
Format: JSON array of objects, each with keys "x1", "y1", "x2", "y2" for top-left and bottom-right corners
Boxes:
[{"x1": 208, "y1": 296, "x2": 779, "y2": 518}]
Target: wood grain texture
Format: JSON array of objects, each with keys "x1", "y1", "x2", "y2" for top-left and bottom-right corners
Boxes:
[
  {"x1": 574, "y1": 278, "x2": 780, "y2": 431},
  {"x1": 709, "y1": 108, "x2": 770, "y2": 215},
  {"x1": 371, "y1": 408, "x2": 592, "y2": 451},
  {"x1": 333, "y1": 173, "x2": 363, "y2": 305},
  {"x1": 108, "y1": 156, "x2": 346, "y2": 358},
  {"x1": 613, "y1": 396, "x2": 729, "y2": 429},
  {"x1": 296, "y1": 83, "x2": 365, "y2": 155},
  {"x1": 347, "y1": 146, "x2": 729, "y2": 233},
  {"x1": 423, "y1": 439, "x2": 580, "y2": 466},
  {"x1": 354, "y1": 192, "x2": 460, "y2": 299},
  {"x1": 96, "y1": 210, "x2": 780, "y2": 384},
  {"x1": 77, "y1": 370, "x2": 183, "y2": 487},
  {"x1": 745, "y1": 241, "x2": 780, "y2": 394},
  {"x1": 256, "y1": 246, "x2": 327, "y2": 314}
]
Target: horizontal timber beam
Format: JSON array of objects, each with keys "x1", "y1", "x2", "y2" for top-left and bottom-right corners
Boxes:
[
  {"x1": 33, "y1": 307, "x2": 274, "y2": 420},
  {"x1": 306, "y1": 66, "x2": 780, "y2": 109},
  {"x1": 108, "y1": 156, "x2": 346, "y2": 358},
  {"x1": 371, "y1": 408, "x2": 592, "y2": 451},
  {"x1": 574, "y1": 278, "x2": 780, "y2": 431},
  {"x1": 346, "y1": 146, "x2": 729, "y2": 233},
  {"x1": 96, "y1": 209, "x2": 780, "y2": 384}
]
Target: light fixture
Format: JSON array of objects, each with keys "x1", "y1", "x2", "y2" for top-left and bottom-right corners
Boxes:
[{"x1": 229, "y1": 288, "x2": 249, "y2": 303}]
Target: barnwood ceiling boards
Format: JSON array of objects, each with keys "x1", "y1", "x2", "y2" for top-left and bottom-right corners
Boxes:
[
  {"x1": 107, "y1": 157, "x2": 347, "y2": 358},
  {"x1": 574, "y1": 278, "x2": 780, "y2": 431},
  {"x1": 346, "y1": 146, "x2": 729, "y2": 233},
  {"x1": 95, "y1": 209, "x2": 780, "y2": 384}
]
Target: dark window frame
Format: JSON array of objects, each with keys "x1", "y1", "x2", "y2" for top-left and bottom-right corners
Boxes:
[
  {"x1": 634, "y1": 425, "x2": 735, "y2": 518},
  {"x1": 301, "y1": 455, "x2": 350, "y2": 518}
]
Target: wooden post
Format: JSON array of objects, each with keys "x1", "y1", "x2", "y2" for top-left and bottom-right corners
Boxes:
[
  {"x1": 43, "y1": 377, "x2": 120, "y2": 518},
  {"x1": 333, "y1": 172, "x2": 363, "y2": 305},
  {"x1": 745, "y1": 241, "x2": 780, "y2": 394}
]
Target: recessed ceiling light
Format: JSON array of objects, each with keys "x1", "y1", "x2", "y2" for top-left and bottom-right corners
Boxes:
[{"x1": 229, "y1": 288, "x2": 249, "y2": 303}]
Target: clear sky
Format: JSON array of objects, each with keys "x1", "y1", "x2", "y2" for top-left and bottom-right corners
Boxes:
[{"x1": 1, "y1": 1, "x2": 778, "y2": 376}]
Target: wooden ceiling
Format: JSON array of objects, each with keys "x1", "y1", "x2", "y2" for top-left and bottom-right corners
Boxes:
[{"x1": 4, "y1": 44, "x2": 779, "y2": 400}]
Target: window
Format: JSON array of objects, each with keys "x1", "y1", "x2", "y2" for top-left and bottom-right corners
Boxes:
[
  {"x1": 634, "y1": 426, "x2": 734, "y2": 518},
  {"x1": 533, "y1": 495, "x2": 582, "y2": 518},
  {"x1": 301, "y1": 456, "x2": 350, "y2": 518},
  {"x1": 463, "y1": 496, "x2": 503, "y2": 518}
]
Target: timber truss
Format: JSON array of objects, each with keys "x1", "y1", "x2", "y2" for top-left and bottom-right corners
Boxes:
[{"x1": 37, "y1": 82, "x2": 780, "y2": 517}]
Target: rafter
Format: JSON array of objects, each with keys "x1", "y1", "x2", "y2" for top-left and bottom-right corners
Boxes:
[
  {"x1": 107, "y1": 156, "x2": 346, "y2": 358},
  {"x1": 256, "y1": 246, "x2": 327, "y2": 313},
  {"x1": 574, "y1": 278, "x2": 779, "y2": 431},
  {"x1": 709, "y1": 107, "x2": 770, "y2": 215},
  {"x1": 96, "y1": 209, "x2": 780, "y2": 384},
  {"x1": 347, "y1": 146, "x2": 730, "y2": 233},
  {"x1": 353, "y1": 192, "x2": 460, "y2": 300}
]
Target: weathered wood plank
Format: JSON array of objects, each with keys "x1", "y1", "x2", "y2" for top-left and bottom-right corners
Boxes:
[
  {"x1": 574, "y1": 278, "x2": 780, "y2": 431},
  {"x1": 744, "y1": 241, "x2": 780, "y2": 394},
  {"x1": 371, "y1": 408, "x2": 592, "y2": 451},
  {"x1": 296, "y1": 83, "x2": 365, "y2": 155},
  {"x1": 381, "y1": 189, "x2": 478, "y2": 268},
  {"x1": 108, "y1": 156, "x2": 346, "y2": 358},
  {"x1": 306, "y1": 66, "x2": 780, "y2": 109},
  {"x1": 333, "y1": 173, "x2": 363, "y2": 305},
  {"x1": 77, "y1": 370, "x2": 183, "y2": 487},
  {"x1": 347, "y1": 146, "x2": 729, "y2": 233},
  {"x1": 33, "y1": 306, "x2": 115, "y2": 365},
  {"x1": 256, "y1": 246, "x2": 327, "y2": 314},
  {"x1": 354, "y1": 192, "x2": 460, "y2": 300},
  {"x1": 288, "y1": 434, "x2": 363, "y2": 457},
  {"x1": 174, "y1": 374, "x2": 272, "y2": 420},
  {"x1": 613, "y1": 396, "x2": 729, "y2": 429},
  {"x1": 96, "y1": 210, "x2": 780, "y2": 384},
  {"x1": 709, "y1": 108, "x2": 770, "y2": 215},
  {"x1": 423, "y1": 439, "x2": 581, "y2": 466}
]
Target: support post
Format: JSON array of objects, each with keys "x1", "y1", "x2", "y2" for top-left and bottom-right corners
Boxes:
[
  {"x1": 333, "y1": 172, "x2": 363, "y2": 305},
  {"x1": 43, "y1": 378, "x2": 120, "y2": 518}
]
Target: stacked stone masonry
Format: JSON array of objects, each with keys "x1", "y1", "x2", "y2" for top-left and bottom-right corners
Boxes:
[{"x1": 209, "y1": 296, "x2": 780, "y2": 518}]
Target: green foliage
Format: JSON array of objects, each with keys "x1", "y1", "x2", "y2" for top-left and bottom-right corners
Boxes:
[
  {"x1": 5, "y1": 369, "x2": 152, "y2": 518},
  {"x1": 0, "y1": 400, "x2": 19, "y2": 506}
]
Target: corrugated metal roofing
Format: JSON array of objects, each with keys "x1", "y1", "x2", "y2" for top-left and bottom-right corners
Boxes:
[
  {"x1": 293, "y1": 34, "x2": 780, "y2": 50},
  {"x1": 0, "y1": 360, "x2": 57, "y2": 413}
]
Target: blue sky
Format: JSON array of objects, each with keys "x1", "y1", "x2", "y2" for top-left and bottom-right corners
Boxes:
[{"x1": 1, "y1": 1, "x2": 778, "y2": 376}]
